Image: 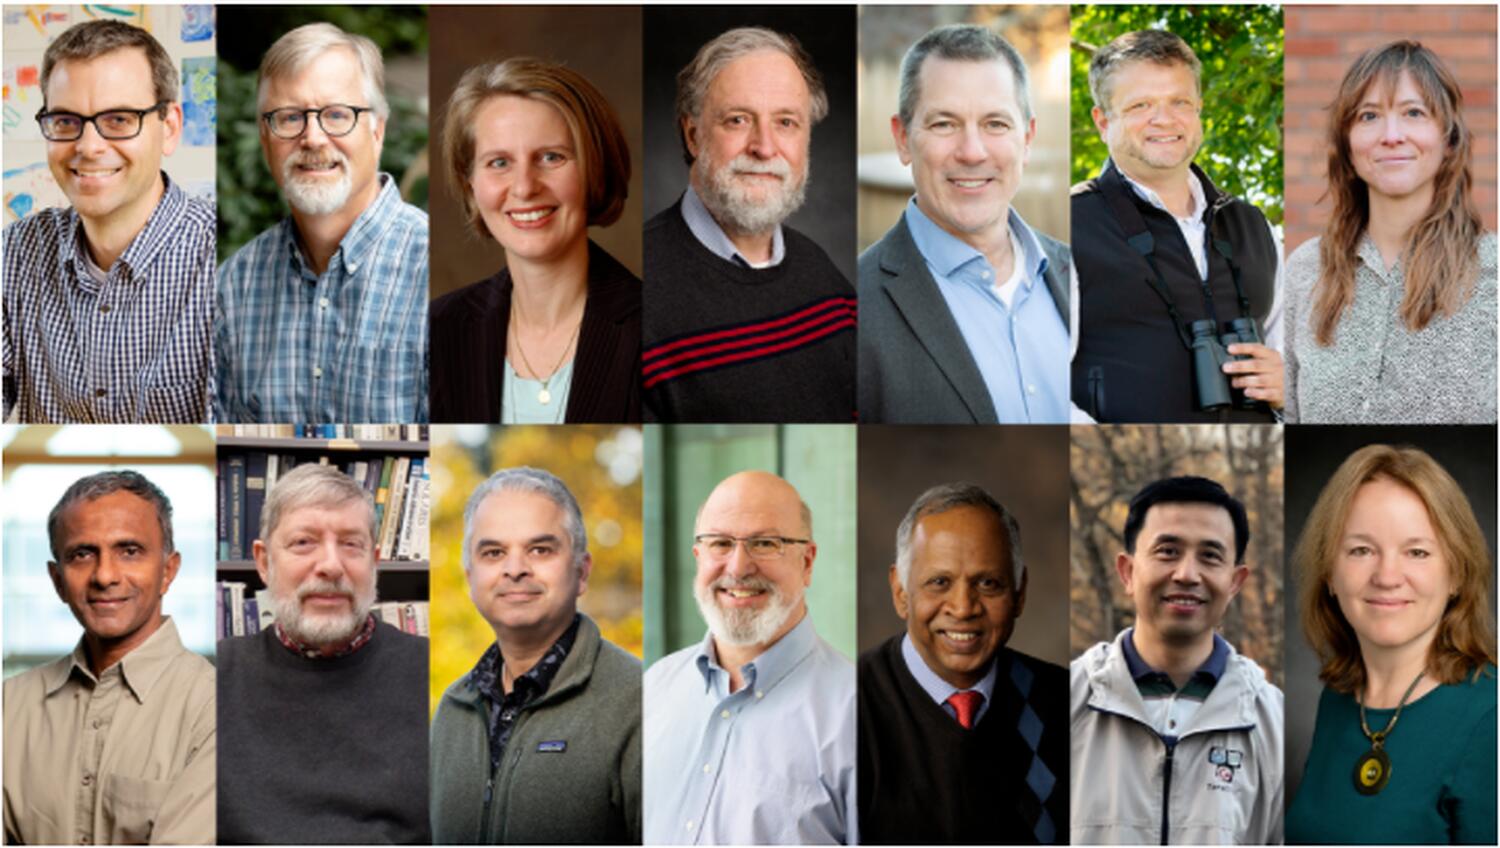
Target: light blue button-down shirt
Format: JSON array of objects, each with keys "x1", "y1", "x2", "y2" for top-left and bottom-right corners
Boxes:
[
  {"x1": 680, "y1": 184, "x2": 786, "y2": 268},
  {"x1": 900, "y1": 632, "x2": 998, "y2": 726},
  {"x1": 904, "y1": 198, "x2": 1069, "y2": 423},
  {"x1": 643, "y1": 614, "x2": 857, "y2": 845}
]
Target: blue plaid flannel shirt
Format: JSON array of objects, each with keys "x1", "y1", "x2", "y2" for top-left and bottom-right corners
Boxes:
[
  {"x1": 215, "y1": 173, "x2": 429, "y2": 424},
  {"x1": 2, "y1": 174, "x2": 215, "y2": 422}
]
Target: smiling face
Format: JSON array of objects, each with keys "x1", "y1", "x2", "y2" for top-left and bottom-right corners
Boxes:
[
  {"x1": 49, "y1": 490, "x2": 179, "y2": 661},
  {"x1": 260, "y1": 47, "x2": 383, "y2": 220},
  {"x1": 894, "y1": 57, "x2": 1034, "y2": 252},
  {"x1": 892, "y1": 505, "x2": 1025, "y2": 690},
  {"x1": 253, "y1": 499, "x2": 377, "y2": 646},
  {"x1": 469, "y1": 95, "x2": 588, "y2": 266},
  {"x1": 1093, "y1": 59, "x2": 1203, "y2": 183},
  {"x1": 1329, "y1": 477, "x2": 1453, "y2": 661},
  {"x1": 692, "y1": 472, "x2": 813, "y2": 650},
  {"x1": 1347, "y1": 69, "x2": 1446, "y2": 208},
  {"x1": 44, "y1": 47, "x2": 179, "y2": 234},
  {"x1": 686, "y1": 50, "x2": 811, "y2": 236},
  {"x1": 466, "y1": 488, "x2": 588, "y2": 642},
  {"x1": 1117, "y1": 502, "x2": 1246, "y2": 648}
]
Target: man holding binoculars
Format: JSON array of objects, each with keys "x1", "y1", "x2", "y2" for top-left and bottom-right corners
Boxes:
[{"x1": 1070, "y1": 29, "x2": 1283, "y2": 424}]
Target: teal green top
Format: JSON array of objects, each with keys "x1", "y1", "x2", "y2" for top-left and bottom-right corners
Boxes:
[
  {"x1": 502, "y1": 358, "x2": 574, "y2": 424},
  {"x1": 1287, "y1": 668, "x2": 1496, "y2": 844}
]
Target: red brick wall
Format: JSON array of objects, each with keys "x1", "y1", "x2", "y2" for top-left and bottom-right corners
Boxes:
[{"x1": 1284, "y1": 5, "x2": 1497, "y2": 254}]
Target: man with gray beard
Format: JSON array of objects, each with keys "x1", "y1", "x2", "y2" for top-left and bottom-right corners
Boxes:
[
  {"x1": 642, "y1": 27, "x2": 856, "y2": 423},
  {"x1": 642, "y1": 471, "x2": 857, "y2": 844},
  {"x1": 215, "y1": 22, "x2": 428, "y2": 424},
  {"x1": 216, "y1": 463, "x2": 429, "y2": 843}
]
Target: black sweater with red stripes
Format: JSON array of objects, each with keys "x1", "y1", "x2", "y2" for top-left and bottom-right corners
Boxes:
[{"x1": 642, "y1": 198, "x2": 856, "y2": 422}]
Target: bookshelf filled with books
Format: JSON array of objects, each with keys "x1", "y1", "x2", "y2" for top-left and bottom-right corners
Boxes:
[{"x1": 215, "y1": 425, "x2": 430, "y2": 641}]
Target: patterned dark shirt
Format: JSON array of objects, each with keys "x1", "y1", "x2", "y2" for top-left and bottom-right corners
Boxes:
[
  {"x1": 272, "y1": 613, "x2": 376, "y2": 659},
  {"x1": 468, "y1": 614, "x2": 580, "y2": 775}
]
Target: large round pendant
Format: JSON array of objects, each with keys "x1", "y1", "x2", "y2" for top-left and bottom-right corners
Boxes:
[
  {"x1": 1353, "y1": 748, "x2": 1391, "y2": 795},
  {"x1": 537, "y1": 387, "x2": 552, "y2": 405}
]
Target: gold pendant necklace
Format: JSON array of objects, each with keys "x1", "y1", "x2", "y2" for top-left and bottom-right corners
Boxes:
[
  {"x1": 509, "y1": 303, "x2": 582, "y2": 406},
  {"x1": 1353, "y1": 670, "x2": 1425, "y2": 795}
]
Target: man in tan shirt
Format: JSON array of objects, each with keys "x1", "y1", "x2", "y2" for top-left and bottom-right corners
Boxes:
[{"x1": 3, "y1": 470, "x2": 215, "y2": 845}]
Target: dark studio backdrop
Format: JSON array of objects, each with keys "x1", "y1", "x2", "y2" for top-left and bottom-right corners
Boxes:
[
  {"x1": 1282, "y1": 425, "x2": 1498, "y2": 806},
  {"x1": 642, "y1": 4, "x2": 858, "y2": 283},
  {"x1": 856, "y1": 426, "x2": 1070, "y2": 667},
  {"x1": 427, "y1": 5, "x2": 644, "y2": 297}
]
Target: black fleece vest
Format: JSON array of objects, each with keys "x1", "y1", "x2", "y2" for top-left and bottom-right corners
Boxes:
[{"x1": 1071, "y1": 162, "x2": 1277, "y2": 423}]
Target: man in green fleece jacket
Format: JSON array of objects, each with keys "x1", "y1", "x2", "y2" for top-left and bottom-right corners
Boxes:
[{"x1": 431, "y1": 467, "x2": 642, "y2": 843}]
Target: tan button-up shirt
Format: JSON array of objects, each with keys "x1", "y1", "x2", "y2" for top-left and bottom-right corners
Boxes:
[{"x1": 3, "y1": 617, "x2": 215, "y2": 845}]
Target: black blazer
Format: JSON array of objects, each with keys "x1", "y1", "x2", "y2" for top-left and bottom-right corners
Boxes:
[
  {"x1": 430, "y1": 241, "x2": 642, "y2": 423},
  {"x1": 856, "y1": 212, "x2": 1071, "y2": 423}
]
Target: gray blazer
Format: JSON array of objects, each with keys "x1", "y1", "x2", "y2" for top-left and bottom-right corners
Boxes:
[{"x1": 857, "y1": 211, "x2": 1071, "y2": 423}]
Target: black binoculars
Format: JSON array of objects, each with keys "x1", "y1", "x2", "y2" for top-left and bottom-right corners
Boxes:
[{"x1": 1190, "y1": 317, "x2": 1263, "y2": 412}]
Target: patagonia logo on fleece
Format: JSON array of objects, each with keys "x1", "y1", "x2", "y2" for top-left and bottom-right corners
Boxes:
[{"x1": 537, "y1": 740, "x2": 567, "y2": 753}]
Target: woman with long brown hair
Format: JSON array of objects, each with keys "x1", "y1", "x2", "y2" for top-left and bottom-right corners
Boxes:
[
  {"x1": 1286, "y1": 444, "x2": 1496, "y2": 843},
  {"x1": 1285, "y1": 42, "x2": 1495, "y2": 423}
]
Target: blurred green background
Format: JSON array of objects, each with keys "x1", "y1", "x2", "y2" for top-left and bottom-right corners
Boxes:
[
  {"x1": 428, "y1": 426, "x2": 642, "y2": 714},
  {"x1": 643, "y1": 425, "x2": 857, "y2": 667},
  {"x1": 216, "y1": 5, "x2": 430, "y2": 262},
  {"x1": 1070, "y1": 4, "x2": 1284, "y2": 224}
]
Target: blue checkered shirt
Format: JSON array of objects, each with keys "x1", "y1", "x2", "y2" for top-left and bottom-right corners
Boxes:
[
  {"x1": 2, "y1": 174, "x2": 215, "y2": 422},
  {"x1": 215, "y1": 174, "x2": 428, "y2": 423}
]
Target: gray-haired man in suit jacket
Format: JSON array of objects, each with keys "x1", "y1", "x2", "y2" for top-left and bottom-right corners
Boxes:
[{"x1": 858, "y1": 24, "x2": 1070, "y2": 424}]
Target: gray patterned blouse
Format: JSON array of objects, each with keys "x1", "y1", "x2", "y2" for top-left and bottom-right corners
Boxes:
[{"x1": 1285, "y1": 232, "x2": 1497, "y2": 423}]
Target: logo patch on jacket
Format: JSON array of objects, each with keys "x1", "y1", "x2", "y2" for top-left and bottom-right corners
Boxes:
[
  {"x1": 537, "y1": 740, "x2": 567, "y2": 753},
  {"x1": 1208, "y1": 746, "x2": 1242, "y2": 784}
]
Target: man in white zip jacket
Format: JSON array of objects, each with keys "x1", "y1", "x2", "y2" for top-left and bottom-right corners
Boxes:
[{"x1": 1071, "y1": 476, "x2": 1283, "y2": 844}]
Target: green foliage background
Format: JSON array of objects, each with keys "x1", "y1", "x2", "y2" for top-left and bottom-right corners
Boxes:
[
  {"x1": 215, "y1": 6, "x2": 430, "y2": 262},
  {"x1": 1070, "y1": 4, "x2": 1284, "y2": 224},
  {"x1": 429, "y1": 427, "x2": 643, "y2": 715}
]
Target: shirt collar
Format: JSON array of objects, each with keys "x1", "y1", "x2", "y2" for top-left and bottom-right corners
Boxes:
[
  {"x1": 1121, "y1": 626, "x2": 1229, "y2": 685},
  {"x1": 43, "y1": 617, "x2": 187, "y2": 704},
  {"x1": 274, "y1": 612, "x2": 377, "y2": 659},
  {"x1": 680, "y1": 184, "x2": 786, "y2": 268},
  {"x1": 282, "y1": 172, "x2": 401, "y2": 279},
  {"x1": 693, "y1": 611, "x2": 818, "y2": 694},
  {"x1": 900, "y1": 631, "x2": 997, "y2": 707},
  {"x1": 467, "y1": 613, "x2": 582, "y2": 704},
  {"x1": 57, "y1": 172, "x2": 190, "y2": 285},
  {"x1": 903, "y1": 196, "x2": 1048, "y2": 283},
  {"x1": 1113, "y1": 159, "x2": 1207, "y2": 223}
]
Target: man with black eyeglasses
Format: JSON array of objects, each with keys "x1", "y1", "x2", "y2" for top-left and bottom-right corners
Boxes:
[
  {"x1": 643, "y1": 470, "x2": 857, "y2": 844},
  {"x1": 215, "y1": 22, "x2": 428, "y2": 424},
  {"x1": 2, "y1": 20, "x2": 214, "y2": 423}
]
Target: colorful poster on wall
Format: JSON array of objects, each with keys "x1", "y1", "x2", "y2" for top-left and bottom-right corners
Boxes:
[
  {"x1": 3, "y1": 60, "x2": 45, "y2": 142},
  {"x1": 181, "y1": 55, "x2": 214, "y2": 146},
  {"x1": 180, "y1": 4, "x2": 211, "y2": 42},
  {"x1": 3, "y1": 161, "x2": 66, "y2": 224}
]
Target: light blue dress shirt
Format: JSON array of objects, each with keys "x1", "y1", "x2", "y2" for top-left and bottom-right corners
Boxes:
[
  {"x1": 904, "y1": 198, "x2": 1068, "y2": 423},
  {"x1": 899, "y1": 632, "x2": 997, "y2": 726},
  {"x1": 643, "y1": 614, "x2": 857, "y2": 845},
  {"x1": 680, "y1": 184, "x2": 786, "y2": 268}
]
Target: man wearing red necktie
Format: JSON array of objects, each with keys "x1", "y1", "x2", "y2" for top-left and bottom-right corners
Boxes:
[{"x1": 857, "y1": 482, "x2": 1068, "y2": 844}]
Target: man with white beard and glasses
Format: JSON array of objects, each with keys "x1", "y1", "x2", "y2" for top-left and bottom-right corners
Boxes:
[
  {"x1": 216, "y1": 22, "x2": 428, "y2": 424},
  {"x1": 642, "y1": 471, "x2": 857, "y2": 844},
  {"x1": 642, "y1": 27, "x2": 856, "y2": 423},
  {"x1": 216, "y1": 463, "x2": 429, "y2": 843}
]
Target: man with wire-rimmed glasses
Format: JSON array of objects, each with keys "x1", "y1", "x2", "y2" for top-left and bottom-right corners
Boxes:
[
  {"x1": 216, "y1": 22, "x2": 428, "y2": 424},
  {"x1": 643, "y1": 470, "x2": 857, "y2": 844},
  {"x1": 2, "y1": 19, "x2": 214, "y2": 423}
]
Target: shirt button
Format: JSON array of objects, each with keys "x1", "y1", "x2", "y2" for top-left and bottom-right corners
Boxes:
[
  {"x1": 319, "y1": 297, "x2": 330, "y2": 308},
  {"x1": 92, "y1": 718, "x2": 102, "y2": 729},
  {"x1": 99, "y1": 304, "x2": 111, "y2": 313},
  {"x1": 719, "y1": 709, "x2": 731, "y2": 719},
  {"x1": 93, "y1": 389, "x2": 106, "y2": 397},
  {"x1": 980, "y1": 270, "x2": 991, "y2": 280},
  {"x1": 81, "y1": 773, "x2": 92, "y2": 786},
  {"x1": 1169, "y1": 719, "x2": 1176, "y2": 729},
  {"x1": 79, "y1": 839, "x2": 90, "y2": 845},
  {"x1": 686, "y1": 821, "x2": 694, "y2": 830},
  {"x1": 1026, "y1": 384, "x2": 1036, "y2": 395},
  {"x1": 755, "y1": 691, "x2": 764, "y2": 699},
  {"x1": 702, "y1": 763, "x2": 712, "y2": 773},
  {"x1": 312, "y1": 366, "x2": 323, "y2": 379}
]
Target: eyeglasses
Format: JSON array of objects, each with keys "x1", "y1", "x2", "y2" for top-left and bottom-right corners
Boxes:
[
  {"x1": 35, "y1": 102, "x2": 168, "y2": 141},
  {"x1": 261, "y1": 105, "x2": 373, "y2": 139},
  {"x1": 694, "y1": 534, "x2": 810, "y2": 560}
]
